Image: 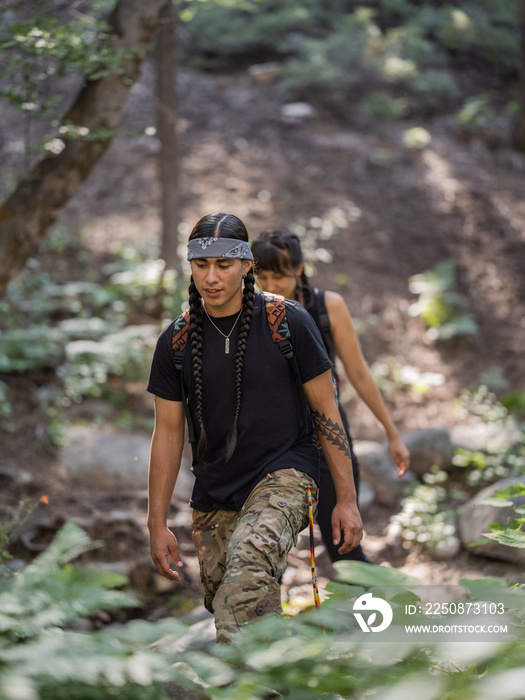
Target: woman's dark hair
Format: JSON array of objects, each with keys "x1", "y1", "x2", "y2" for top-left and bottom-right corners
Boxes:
[
  {"x1": 188, "y1": 213, "x2": 255, "y2": 466},
  {"x1": 251, "y1": 230, "x2": 313, "y2": 307}
]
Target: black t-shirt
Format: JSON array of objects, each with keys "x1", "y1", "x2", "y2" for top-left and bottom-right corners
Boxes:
[{"x1": 147, "y1": 291, "x2": 333, "y2": 511}]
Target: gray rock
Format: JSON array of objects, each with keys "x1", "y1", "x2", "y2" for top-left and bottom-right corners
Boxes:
[
  {"x1": 60, "y1": 425, "x2": 194, "y2": 497},
  {"x1": 457, "y1": 476, "x2": 525, "y2": 564},
  {"x1": 354, "y1": 440, "x2": 415, "y2": 507},
  {"x1": 401, "y1": 428, "x2": 454, "y2": 477},
  {"x1": 358, "y1": 480, "x2": 375, "y2": 508},
  {"x1": 60, "y1": 425, "x2": 150, "y2": 490},
  {"x1": 247, "y1": 61, "x2": 281, "y2": 83},
  {"x1": 280, "y1": 102, "x2": 316, "y2": 123}
]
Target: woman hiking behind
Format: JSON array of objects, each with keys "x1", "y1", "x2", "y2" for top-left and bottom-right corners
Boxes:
[{"x1": 252, "y1": 228, "x2": 410, "y2": 564}]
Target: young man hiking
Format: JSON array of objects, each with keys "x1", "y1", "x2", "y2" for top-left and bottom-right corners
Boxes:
[{"x1": 147, "y1": 212, "x2": 362, "y2": 643}]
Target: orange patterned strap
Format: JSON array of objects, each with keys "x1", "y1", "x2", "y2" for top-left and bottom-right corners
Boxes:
[
  {"x1": 172, "y1": 309, "x2": 190, "y2": 368},
  {"x1": 262, "y1": 292, "x2": 291, "y2": 344}
]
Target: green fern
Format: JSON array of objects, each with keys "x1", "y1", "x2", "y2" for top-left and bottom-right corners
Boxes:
[
  {"x1": 0, "y1": 522, "x2": 138, "y2": 640},
  {"x1": 0, "y1": 620, "x2": 197, "y2": 699},
  {"x1": 0, "y1": 523, "x2": 196, "y2": 700},
  {"x1": 2, "y1": 512, "x2": 525, "y2": 700}
]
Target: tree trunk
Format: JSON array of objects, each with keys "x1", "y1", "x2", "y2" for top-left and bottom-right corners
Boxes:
[
  {"x1": 512, "y1": 0, "x2": 525, "y2": 151},
  {"x1": 156, "y1": 2, "x2": 183, "y2": 279},
  {"x1": 0, "y1": 0, "x2": 169, "y2": 298}
]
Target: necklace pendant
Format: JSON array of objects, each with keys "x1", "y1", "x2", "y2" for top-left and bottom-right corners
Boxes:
[{"x1": 225, "y1": 338, "x2": 230, "y2": 354}]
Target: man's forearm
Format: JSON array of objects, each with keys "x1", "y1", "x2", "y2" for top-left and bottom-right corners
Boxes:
[
  {"x1": 147, "y1": 432, "x2": 183, "y2": 530},
  {"x1": 310, "y1": 408, "x2": 358, "y2": 503}
]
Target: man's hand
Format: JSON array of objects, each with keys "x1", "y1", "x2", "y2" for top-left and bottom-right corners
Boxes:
[
  {"x1": 150, "y1": 527, "x2": 183, "y2": 581},
  {"x1": 331, "y1": 501, "x2": 363, "y2": 555}
]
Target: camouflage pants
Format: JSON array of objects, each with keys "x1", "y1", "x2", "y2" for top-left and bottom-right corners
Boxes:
[{"x1": 192, "y1": 468, "x2": 318, "y2": 643}]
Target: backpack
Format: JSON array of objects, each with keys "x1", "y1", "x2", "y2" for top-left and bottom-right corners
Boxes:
[
  {"x1": 308, "y1": 289, "x2": 335, "y2": 362},
  {"x1": 308, "y1": 289, "x2": 342, "y2": 398},
  {"x1": 171, "y1": 292, "x2": 308, "y2": 442}
]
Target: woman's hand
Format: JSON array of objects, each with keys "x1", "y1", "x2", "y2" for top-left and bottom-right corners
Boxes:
[{"x1": 388, "y1": 435, "x2": 410, "y2": 478}]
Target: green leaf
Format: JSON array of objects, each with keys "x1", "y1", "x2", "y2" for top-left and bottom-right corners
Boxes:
[
  {"x1": 333, "y1": 561, "x2": 422, "y2": 586},
  {"x1": 460, "y1": 576, "x2": 510, "y2": 588},
  {"x1": 494, "y1": 484, "x2": 525, "y2": 498},
  {"x1": 482, "y1": 531, "x2": 525, "y2": 549},
  {"x1": 468, "y1": 537, "x2": 493, "y2": 547},
  {"x1": 479, "y1": 497, "x2": 513, "y2": 507},
  {"x1": 0, "y1": 523, "x2": 138, "y2": 639}
]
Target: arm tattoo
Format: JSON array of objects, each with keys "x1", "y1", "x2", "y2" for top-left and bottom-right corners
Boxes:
[{"x1": 311, "y1": 410, "x2": 351, "y2": 460}]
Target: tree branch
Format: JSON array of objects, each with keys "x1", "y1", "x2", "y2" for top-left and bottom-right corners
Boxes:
[{"x1": 0, "y1": 0, "x2": 169, "y2": 298}]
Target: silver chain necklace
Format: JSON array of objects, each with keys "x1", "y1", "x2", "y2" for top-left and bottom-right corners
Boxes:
[{"x1": 203, "y1": 304, "x2": 242, "y2": 354}]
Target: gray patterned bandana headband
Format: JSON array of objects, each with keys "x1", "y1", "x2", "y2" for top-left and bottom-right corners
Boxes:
[{"x1": 187, "y1": 237, "x2": 254, "y2": 261}]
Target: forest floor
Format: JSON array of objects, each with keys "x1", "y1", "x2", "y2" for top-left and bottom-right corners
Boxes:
[{"x1": 2, "y1": 59, "x2": 525, "y2": 618}]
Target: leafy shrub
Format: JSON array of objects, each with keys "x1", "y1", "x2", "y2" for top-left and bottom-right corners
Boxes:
[
  {"x1": 456, "y1": 93, "x2": 495, "y2": 126},
  {"x1": 391, "y1": 467, "x2": 462, "y2": 556},
  {"x1": 37, "y1": 681, "x2": 168, "y2": 700},
  {"x1": 0, "y1": 326, "x2": 64, "y2": 372},
  {"x1": 502, "y1": 391, "x2": 525, "y2": 418},
  {"x1": 207, "y1": 563, "x2": 525, "y2": 699},
  {"x1": 180, "y1": 0, "x2": 518, "y2": 119},
  {"x1": 57, "y1": 325, "x2": 158, "y2": 403},
  {"x1": 0, "y1": 1, "x2": 138, "y2": 172},
  {"x1": 180, "y1": 0, "x2": 357, "y2": 66},
  {"x1": 0, "y1": 381, "x2": 13, "y2": 432},
  {"x1": 480, "y1": 481, "x2": 525, "y2": 551},
  {"x1": 286, "y1": 202, "x2": 362, "y2": 270},
  {"x1": 431, "y1": 3, "x2": 519, "y2": 78},
  {"x1": 0, "y1": 497, "x2": 48, "y2": 581},
  {"x1": 452, "y1": 384, "x2": 525, "y2": 486},
  {"x1": 408, "y1": 259, "x2": 478, "y2": 341},
  {"x1": 0, "y1": 522, "x2": 198, "y2": 700},
  {"x1": 361, "y1": 90, "x2": 408, "y2": 119},
  {"x1": 453, "y1": 434, "x2": 525, "y2": 487},
  {"x1": 2, "y1": 524, "x2": 525, "y2": 700},
  {"x1": 459, "y1": 382, "x2": 511, "y2": 423},
  {"x1": 281, "y1": 15, "x2": 374, "y2": 110},
  {"x1": 0, "y1": 240, "x2": 185, "y2": 429},
  {"x1": 281, "y1": 10, "x2": 460, "y2": 116},
  {"x1": 408, "y1": 67, "x2": 459, "y2": 110}
]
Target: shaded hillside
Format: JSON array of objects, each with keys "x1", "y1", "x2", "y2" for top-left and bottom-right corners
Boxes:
[{"x1": 59, "y1": 59, "x2": 525, "y2": 433}]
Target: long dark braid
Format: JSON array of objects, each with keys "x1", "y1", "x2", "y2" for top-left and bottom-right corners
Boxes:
[
  {"x1": 226, "y1": 266, "x2": 255, "y2": 459},
  {"x1": 297, "y1": 268, "x2": 312, "y2": 308},
  {"x1": 187, "y1": 213, "x2": 255, "y2": 466},
  {"x1": 251, "y1": 229, "x2": 314, "y2": 308},
  {"x1": 188, "y1": 275, "x2": 207, "y2": 465}
]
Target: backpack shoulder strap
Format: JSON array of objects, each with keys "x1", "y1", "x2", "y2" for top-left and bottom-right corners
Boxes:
[
  {"x1": 311, "y1": 288, "x2": 337, "y2": 367},
  {"x1": 315, "y1": 289, "x2": 332, "y2": 338},
  {"x1": 262, "y1": 292, "x2": 309, "y2": 431},
  {"x1": 263, "y1": 291, "x2": 293, "y2": 356},
  {"x1": 171, "y1": 309, "x2": 195, "y2": 443},
  {"x1": 172, "y1": 308, "x2": 190, "y2": 366}
]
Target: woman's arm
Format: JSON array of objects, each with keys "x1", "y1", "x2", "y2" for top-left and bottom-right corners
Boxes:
[
  {"x1": 303, "y1": 370, "x2": 363, "y2": 554},
  {"x1": 324, "y1": 290, "x2": 410, "y2": 477},
  {"x1": 147, "y1": 396, "x2": 187, "y2": 580}
]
